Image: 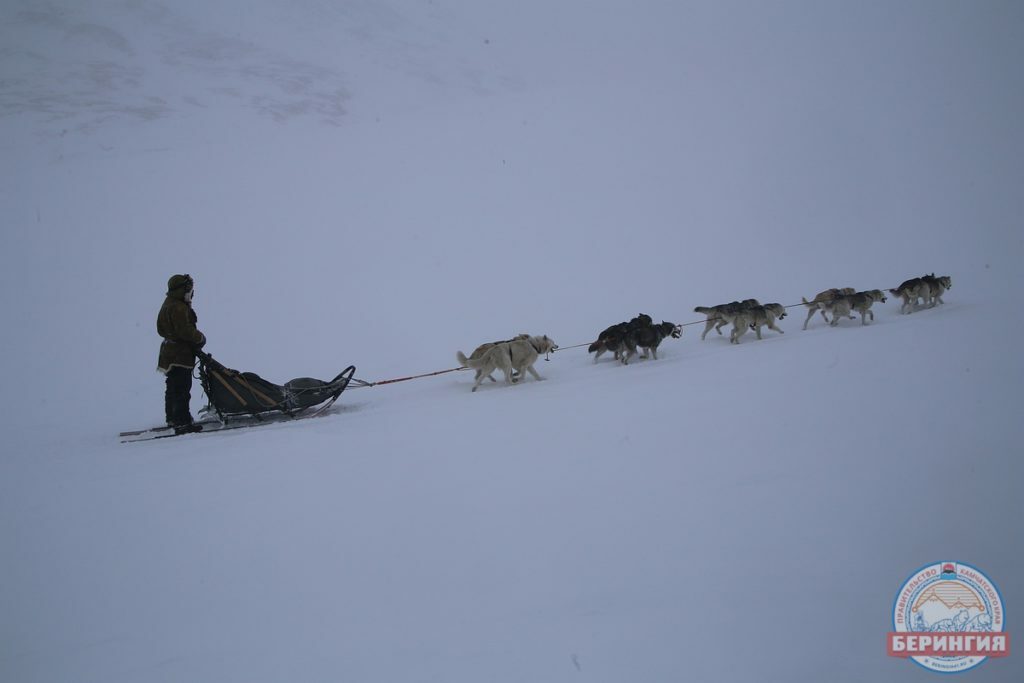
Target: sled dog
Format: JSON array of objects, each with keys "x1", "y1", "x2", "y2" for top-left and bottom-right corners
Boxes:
[
  {"x1": 824, "y1": 289, "x2": 887, "y2": 326},
  {"x1": 588, "y1": 314, "x2": 652, "y2": 362},
  {"x1": 457, "y1": 335, "x2": 558, "y2": 392},
  {"x1": 889, "y1": 277, "x2": 930, "y2": 314},
  {"x1": 465, "y1": 334, "x2": 530, "y2": 384},
  {"x1": 694, "y1": 299, "x2": 760, "y2": 340},
  {"x1": 728, "y1": 310, "x2": 753, "y2": 344},
  {"x1": 621, "y1": 321, "x2": 682, "y2": 364},
  {"x1": 921, "y1": 274, "x2": 952, "y2": 307},
  {"x1": 746, "y1": 303, "x2": 787, "y2": 340},
  {"x1": 801, "y1": 288, "x2": 855, "y2": 330}
]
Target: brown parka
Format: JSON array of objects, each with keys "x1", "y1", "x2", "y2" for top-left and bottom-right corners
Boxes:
[{"x1": 157, "y1": 275, "x2": 206, "y2": 372}]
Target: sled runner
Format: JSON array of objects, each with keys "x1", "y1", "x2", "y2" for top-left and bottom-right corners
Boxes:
[{"x1": 196, "y1": 349, "x2": 356, "y2": 423}]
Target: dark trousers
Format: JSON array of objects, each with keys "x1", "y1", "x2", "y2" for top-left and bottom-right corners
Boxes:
[{"x1": 165, "y1": 366, "x2": 194, "y2": 427}]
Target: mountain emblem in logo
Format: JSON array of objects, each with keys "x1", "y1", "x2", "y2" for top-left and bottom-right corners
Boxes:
[{"x1": 888, "y1": 561, "x2": 1010, "y2": 673}]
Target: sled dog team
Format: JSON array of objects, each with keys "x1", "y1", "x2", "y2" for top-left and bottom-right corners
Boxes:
[{"x1": 456, "y1": 273, "x2": 951, "y2": 391}]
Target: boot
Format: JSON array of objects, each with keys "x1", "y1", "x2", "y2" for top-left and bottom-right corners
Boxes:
[{"x1": 174, "y1": 423, "x2": 204, "y2": 435}]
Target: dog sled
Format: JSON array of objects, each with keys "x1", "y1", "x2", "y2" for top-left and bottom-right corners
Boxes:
[{"x1": 196, "y1": 349, "x2": 356, "y2": 423}]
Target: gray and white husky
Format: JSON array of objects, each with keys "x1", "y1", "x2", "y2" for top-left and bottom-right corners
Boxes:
[
  {"x1": 823, "y1": 289, "x2": 887, "y2": 326},
  {"x1": 456, "y1": 335, "x2": 558, "y2": 392},
  {"x1": 801, "y1": 288, "x2": 855, "y2": 330},
  {"x1": 922, "y1": 274, "x2": 952, "y2": 308},
  {"x1": 694, "y1": 299, "x2": 760, "y2": 341},
  {"x1": 725, "y1": 303, "x2": 786, "y2": 344},
  {"x1": 890, "y1": 274, "x2": 950, "y2": 314},
  {"x1": 745, "y1": 303, "x2": 787, "y2": 340},
  {"x1": 890, "y1": 277, "x2": 929, "y2": 313}
]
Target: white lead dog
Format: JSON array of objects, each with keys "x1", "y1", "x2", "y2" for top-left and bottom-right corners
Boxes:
[{"x1": 456, "y1": 335, "x2": 558, "y2": 392}]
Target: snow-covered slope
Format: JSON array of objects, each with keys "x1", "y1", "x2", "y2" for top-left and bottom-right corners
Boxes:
[{"x1": 1, "y1": 2, "x2": 1022, "y2": 681}]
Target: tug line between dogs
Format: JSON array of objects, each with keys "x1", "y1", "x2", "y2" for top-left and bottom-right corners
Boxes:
[{"x1": 348, "y1": 277, "x2": 949, "y2": 389}]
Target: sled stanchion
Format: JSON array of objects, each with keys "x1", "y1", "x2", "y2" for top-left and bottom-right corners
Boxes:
[
  {"x1": 233, "y1": 373, "x2": 281, "y2": 408},
  {"x1": 211, "y1": 368, "x2": 248, "y2": 407}
]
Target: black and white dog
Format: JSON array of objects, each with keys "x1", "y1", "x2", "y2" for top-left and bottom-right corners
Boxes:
[
  {"x1": 589, "y1": 314, "x2": 681, "y2": 364},
  {"x1": 588, "y1": 314, "x2": 652, "y2": 363},
  {"x1": 621, "y1": 321, "x2": 682, "y2": 364}
]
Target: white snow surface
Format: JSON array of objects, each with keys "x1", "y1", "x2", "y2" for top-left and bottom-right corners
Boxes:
[{"x1": 2, "y1": 1, "x2": 1023, "y2": 681}]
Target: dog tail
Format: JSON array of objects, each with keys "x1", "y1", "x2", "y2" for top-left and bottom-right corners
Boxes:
[
  {"x1": 587, "y1": 340, "x2": 602, "y2": 353},
  {"x1": 694, "y1": 306, "x2": 713, "y2": 316},
  {"x1": 802, "y1": 297, "x2": 813, "y2": 307},
  {"x1": 456, "y1": 351, "x2": 477, "y2": 368}
]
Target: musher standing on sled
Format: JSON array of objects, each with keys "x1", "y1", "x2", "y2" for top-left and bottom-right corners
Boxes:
[{"x1": 157, "y1": 274, "x2": 206, "y2": 434}]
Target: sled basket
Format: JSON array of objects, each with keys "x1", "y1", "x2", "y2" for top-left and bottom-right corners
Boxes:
[{"x1": 196, "y1": 349, "x2": 356, "y2": 423}]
